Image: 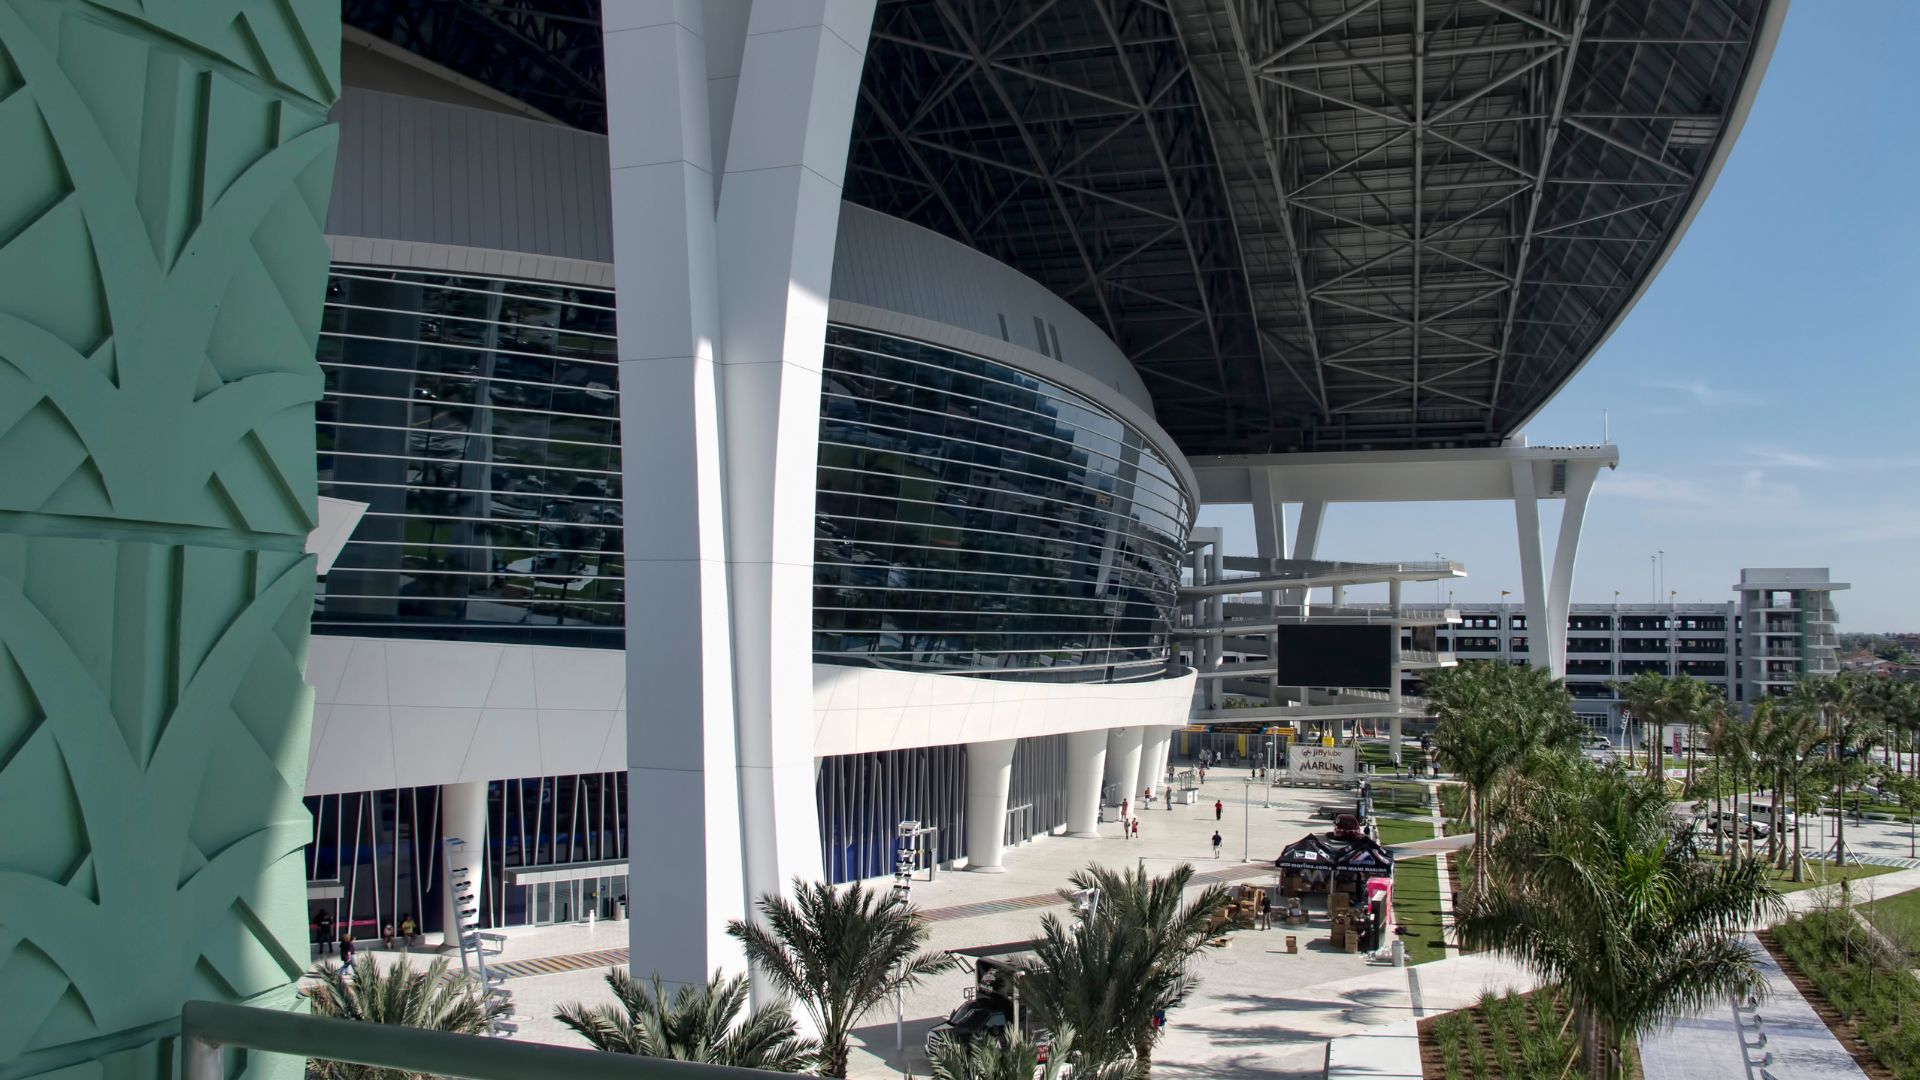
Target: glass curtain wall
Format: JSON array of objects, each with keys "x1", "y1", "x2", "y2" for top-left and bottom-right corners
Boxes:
[
  {"x1": 315, "y1": 265, "x2": 624, "y2": 647},
  {"x1": 304, "y1": 786, "x2": 444, "y2": 942},
  {"x1": 814, "y1": 325, "x2": 1192, "y2": 683},
  {"x1": 816, "y1": 745, "x2": 967, "y2": 884},
  {"x1": 480, "y1": 771, "x2": 628, "y2": 928},
  {"x1": 1004, "y1": 735, "x2": 1068, "y2": 846}
]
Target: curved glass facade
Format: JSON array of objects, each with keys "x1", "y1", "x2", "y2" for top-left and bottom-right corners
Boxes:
[
  {"x1": 314, "y1": 266, "x2": 625, "y2": 647},
  {"x1": 814, "y1": 325, "x2": 1192, "y2": 682}
]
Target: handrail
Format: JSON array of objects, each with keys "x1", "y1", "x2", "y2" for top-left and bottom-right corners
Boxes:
[{"x1": 180, "y1": 1001, "x2": 782, "y2": 1080}]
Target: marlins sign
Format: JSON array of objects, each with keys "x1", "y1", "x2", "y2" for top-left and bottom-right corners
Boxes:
[{"x1": 1288, "y1": 745, "x2": 1356, "y2": 782}]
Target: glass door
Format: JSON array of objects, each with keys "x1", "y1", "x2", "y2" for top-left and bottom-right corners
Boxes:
[
  {"x1": 554, "y1": 880, "x2": 574, "y2": 924},
  {"x1": 532, "y1": 882, "x2": 552, "y2": 925}
]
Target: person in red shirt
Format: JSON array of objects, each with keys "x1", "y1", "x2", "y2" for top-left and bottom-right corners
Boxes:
[{"x1": 1214, "y1": 799, "x2": 1224, "y2": 821}]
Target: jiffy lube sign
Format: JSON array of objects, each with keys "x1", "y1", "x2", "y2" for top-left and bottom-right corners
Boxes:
[{"x1": 1289, "y1": 745, "x2": 1356, "y2": 780}]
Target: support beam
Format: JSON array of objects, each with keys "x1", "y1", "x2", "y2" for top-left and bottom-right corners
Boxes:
[
  {"x1": 439, "y1": 782, "x2": 489, "y2": 946},
  {"x1": 1511, "y1": 459, "x2": 1558, "y2": 677},
  {"x1": 1104, "y1": 726, "x2": 1146, "y2": 811},
  {"x1": 606, "y1": 0, "x2": 874, "y2": 989},
  {"x1": 1545, "y1": 461, "x2": 1603, "y2": 676},
  {"x1": 1388, "y1": 581, "x2": 1405, "y2": 766},
  {"x1": 1064, "y1": 730, "x2": 1111, "y2": 837},
  {"x1": 1138, "y1": 726, "x2": 1174, "y2": 799},
  {"x1": 963, "y1": 739, "x2": 1017, "y2": 873}
]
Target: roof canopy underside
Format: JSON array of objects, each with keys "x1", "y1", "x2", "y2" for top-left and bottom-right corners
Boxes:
[{"x1": 347, "y1": 0, "x2": 1778, "y2": 456}]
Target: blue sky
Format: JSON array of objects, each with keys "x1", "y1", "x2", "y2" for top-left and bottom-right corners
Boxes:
[{"x1": 1198, "y1": 2, "x2": 1920, "y2": 631}]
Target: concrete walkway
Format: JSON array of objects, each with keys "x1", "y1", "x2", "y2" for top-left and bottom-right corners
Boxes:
[{"x1": 1640, "y1": 934, "x2": 1867, "y2": 1080}]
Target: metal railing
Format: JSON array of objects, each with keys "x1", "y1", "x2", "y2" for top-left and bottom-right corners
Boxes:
[{"x1": 181, "y1": 1001, "x2": 779, "y2": 1080}]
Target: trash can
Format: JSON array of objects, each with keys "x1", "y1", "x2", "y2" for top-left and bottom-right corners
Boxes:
[{"x1": 616, "y1": 896, "x2": 628, "y2": 923}]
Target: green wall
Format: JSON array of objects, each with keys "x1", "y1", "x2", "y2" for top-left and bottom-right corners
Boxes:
[{"x1": 0, "y1": 1, "x2": 337, "y2": 1076}]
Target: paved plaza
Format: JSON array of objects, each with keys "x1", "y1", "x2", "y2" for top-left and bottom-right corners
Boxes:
[{"x1": 322, "y1": 779, "x2": 1920, "y2": 1078}]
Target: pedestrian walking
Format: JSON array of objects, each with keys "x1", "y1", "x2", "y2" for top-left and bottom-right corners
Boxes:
[
  {"x1": 314, "y1": 908, "x2": 333, "y2": 955},
  {"x1": 339, "y1": 930, "x2": 355, "y2": 967},
  {"x1": 1130, "y1": 817, "x2": 1140, "y2": 841},
  {"x1": 1214, "y1": 799, "x2": 1224, "y2": 821},
  {"x1": 1199, "y1": 765, "x2": 1207, "y2": 784},
  {"x1": 1164, "y1": 787, "x2": 1173, "y2": 811},
  {"x1": 381, "y1": 922, "x2": 395, "y2": 949},
  {"x1": 1257, "y1": 891, "x2": 1272, "y2": 930},
  {"x1": 1121, "y1": 797, "x2": 1131, "y2": 822},
  {"x1": 1211, "y1": 830, "x2": 1223, "y2": 859},
  {"x1": 399, "y1": 913, "x2": 417, "y2": 952}
]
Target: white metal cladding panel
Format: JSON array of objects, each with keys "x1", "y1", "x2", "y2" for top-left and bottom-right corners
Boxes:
[
  {"x1": 326, "y1": 88, "x2": 614, "y2": 265},
  {"x1": 829, "y1": 203, "x2": 1155, "y2": 415}
]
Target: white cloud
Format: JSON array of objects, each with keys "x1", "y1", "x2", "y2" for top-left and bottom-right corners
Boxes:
[{"x1": 1735, "y1": 445, "x2": 1920, "y2": 472}]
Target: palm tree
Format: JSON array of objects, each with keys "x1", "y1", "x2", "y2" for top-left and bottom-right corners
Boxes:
[
  {"x1": 926, "y1": 1030, "x2": 1143, "y2": 1080},
  {"x1": 1796, "y1": 674, "x2": 1883, "y2": 866},
  {"x1": 1425, "y1": 661, "x2": 1583, "y2": 895},
  {"x1": 1751, "y1": 695, "x2": 1823, "y2": 880},
  {"x1": 727, "y1": 879, "x2": 955, "y2": 1078},
  {"x1": 1019, "y1": 863, "x2": 1229, "y2": 1073},
  {"x1": 303, "y1": 957, "x2": 508, "y2": 1080},
  {"x1": 554, "y1": 967, "x2": 816, "y2": 1071},
  {"x1": 1456, "y1": 767, "x2": 1782, "y2": 1080}
]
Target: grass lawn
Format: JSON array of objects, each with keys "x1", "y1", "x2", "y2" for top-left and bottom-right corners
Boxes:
[
  {"x1": 1376, "y1": 815, "x2": 1437, "y2": 847},
  {"x1": 1862, "y1": 887, "x2": 1920, "y2": 954},
  {"x1": 1773, "y1": 860, "x2": 1900, "y2": 894},
  {"x1": 1393, "y1": 853, "x2": 1447, "y2": 965},
  {"x1": 1699, "y1": 853, "x2": 1898, "y2": 894}
]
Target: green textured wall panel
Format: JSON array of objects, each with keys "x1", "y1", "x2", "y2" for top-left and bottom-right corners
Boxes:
[{"x1": 0, "y1": 1, "x2": 337, "y2": 1076}]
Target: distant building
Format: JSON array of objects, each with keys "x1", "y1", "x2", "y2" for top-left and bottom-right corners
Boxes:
[{"x1": 1432, "y1": 567, "x2": 1846, "y2": 731}]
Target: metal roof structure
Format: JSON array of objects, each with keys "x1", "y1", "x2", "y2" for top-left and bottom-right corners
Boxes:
[{"x1": 347, "y1": 0, "x2": 1785, "y2": 457}]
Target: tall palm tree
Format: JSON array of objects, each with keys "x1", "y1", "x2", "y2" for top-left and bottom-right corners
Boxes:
[
  {"x1": 1456, "y1": 767, "x2": 1782, "y2": 1080},
  {"x1": 1019, "y1": 863, "x2": 1229, "y2": 1074},
  {"x1": 1614, "y1": 670, "x2": 1665, "y2": 779},
  {"x1": 1750, "y1": 695, "x2": 1824, "y2": 880},
  {"x1": 302, "y1": 957, "x2": 508, "y2": 1080},
  {"x1": 926, "y1": 1030, "x2": 1143, "y2": 1080},
  {"x1": 726, "y1": 879, "x2": 955, "y2": 1078},
  {"x1": 1425, "y1": 661, "x2": 1583, "y2": 895},
  {"x1": 1796, "y1": 674, "x2": 1883, "y2": 866},
  {"x1": 554, "y1": 967, "x2": 817, "y2": 1071}
]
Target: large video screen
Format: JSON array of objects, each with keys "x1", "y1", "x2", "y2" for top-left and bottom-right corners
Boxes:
[{"x1": 1269, "y1": 624, "x2": 1394, "y2": 689}]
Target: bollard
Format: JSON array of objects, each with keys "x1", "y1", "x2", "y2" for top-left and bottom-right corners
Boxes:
[
  {"x1": 1391, "y1": 940, "x2": 1406, "y2": 967},
  {"x1": 1285, "y1": 935, "x2": 1297, "y2": 954}
]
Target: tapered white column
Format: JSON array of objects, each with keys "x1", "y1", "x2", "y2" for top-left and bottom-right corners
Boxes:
[
  {"x1": 964, "y1": 739, "x2": 1017, "y2": 873},
  {"x1": 604, "y1": 0, "x2": 875, "y2": 988},
  {"x1": 1137, "y1": 725, "x2": 1173, "y2": 798},
  {"x1": 439, "y1": 781, "x2": 488, "y2": 945},
  {"x1": 1065, "y1": 730, "x2": 1110, "y2": 837},
  {"x1": 1103, "y1": 726, "x2": 1145, "y2": 805}
]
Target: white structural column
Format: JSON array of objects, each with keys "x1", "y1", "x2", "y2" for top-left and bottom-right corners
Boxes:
[
  {"x1": 438, "y1": 781, "x2": 488, "y2": 947},
  {"x1": 716, "y1": 0, "x2": 873, "y2": 934},
  {"x1": 1104, "y1": 726, "x2": 1145, "y2": 804},
  {"x1": 1510, "y1": 459, "x2": 1602, "y2": 679},
  {"x1": 1064, "y1": 729, "x2": 1110, "y2": 837},
  {"x1": 1137, "y1": 725, "x2": 1173, "y2": 798},
  {"x1": 1545, "y1": 462, "x2": 1603, "y2": 677},
  {"x1": 1293, "y1": 500, "x2": 1326, "y2": 561},
  {"x1": 1511, "y1": 459, "x2": 1556, "y2": 676},
  {"x1": 604, "y1": 4, "x2": 747, "y2": 986},
  {"x1": 1387, "y1": 581, "x2": 1404, "y2": 765},
  {"x1": 603, "y1": 0, "x2": 874, "y2": 987},
  {"x1": 963, "y1": 739, "x2": 1017, "y2": 873}
]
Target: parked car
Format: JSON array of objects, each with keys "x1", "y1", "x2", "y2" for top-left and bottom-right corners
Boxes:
[{"x1": 1702, "y1": 811, "x2": 1770, "y2": 839}]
